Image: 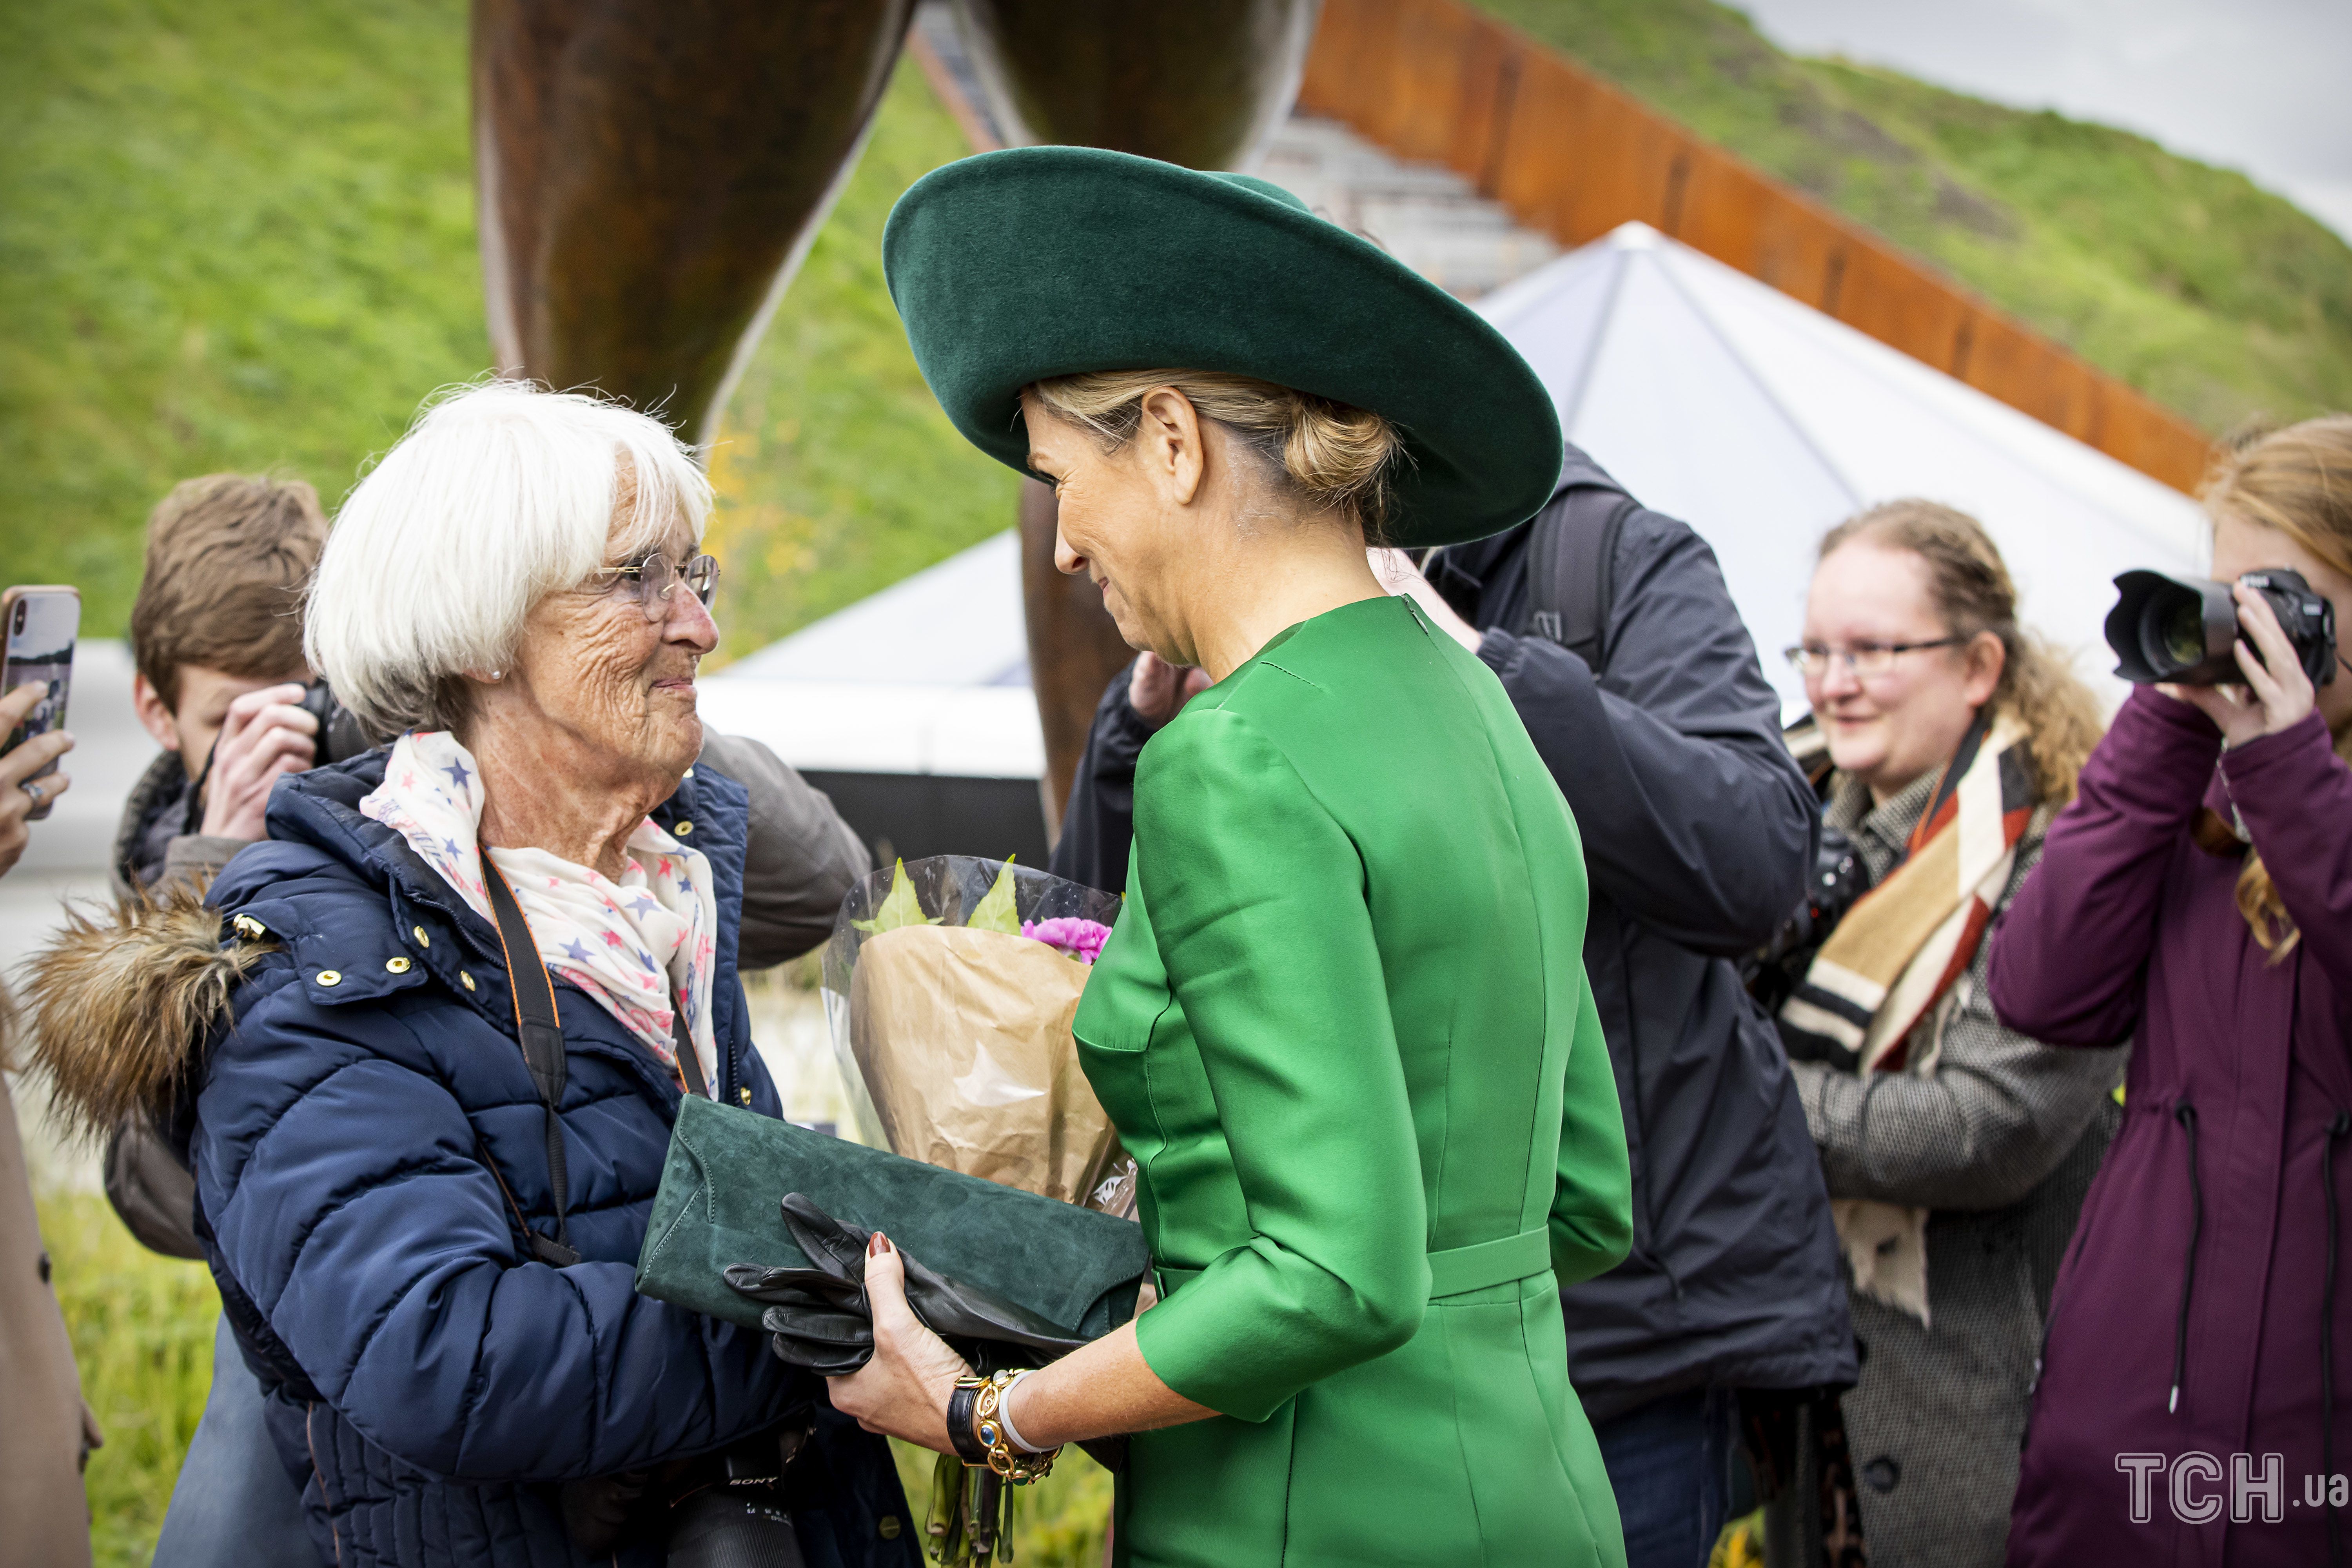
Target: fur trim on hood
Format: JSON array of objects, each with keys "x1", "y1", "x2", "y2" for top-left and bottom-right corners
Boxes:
[{"x1": 24, "y1": 882, "x2": 273, "y2": 1142}]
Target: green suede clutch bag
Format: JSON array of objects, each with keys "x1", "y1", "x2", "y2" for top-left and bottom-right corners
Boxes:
[{"x1": 635, "y1": 1094, "x2": 1150, "y2": 1337}]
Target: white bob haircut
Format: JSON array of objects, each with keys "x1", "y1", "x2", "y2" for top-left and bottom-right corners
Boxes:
[{"x1": 305, "y1": 380, "x2": 712, "y2": 739}]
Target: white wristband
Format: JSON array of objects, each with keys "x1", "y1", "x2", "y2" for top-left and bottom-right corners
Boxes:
[{"x1": 997, "y1": 1369, "x2": 1041, "y2": 1454}]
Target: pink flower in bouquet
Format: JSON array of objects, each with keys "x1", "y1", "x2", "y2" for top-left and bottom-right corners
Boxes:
[{"x1": 1022, "y1": 916, "x2": 1111, "y2": 965}]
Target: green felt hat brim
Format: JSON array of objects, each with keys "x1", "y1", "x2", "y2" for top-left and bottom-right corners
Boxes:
[{"x1": 883, "y1": 146, "x2": 1563, "y2": 550}]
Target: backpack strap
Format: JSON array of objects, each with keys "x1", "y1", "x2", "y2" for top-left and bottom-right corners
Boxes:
[
  {"x1": 1520, "y1": 480, "x2": 1638, "y2": 676},
  {"x1": 483, "y1": 858, "x2": 581, "y2": 1267}
]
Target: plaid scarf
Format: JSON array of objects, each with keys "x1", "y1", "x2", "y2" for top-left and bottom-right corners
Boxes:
[{"x1": 1783, "y1": 709, "x2": 2036, "y2": 1323}]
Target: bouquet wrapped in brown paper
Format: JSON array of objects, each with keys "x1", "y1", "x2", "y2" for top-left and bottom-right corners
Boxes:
[{"x1": 821, "y1": 855, "x2": 1133, "y2": 1210}]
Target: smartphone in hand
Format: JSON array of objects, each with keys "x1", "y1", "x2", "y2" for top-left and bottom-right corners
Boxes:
[{"x1": 0, "y1": 586, "x2": 80, "y2": 820}]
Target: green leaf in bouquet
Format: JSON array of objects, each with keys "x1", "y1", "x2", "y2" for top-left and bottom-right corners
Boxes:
[
  {"x1": 966, "y1": 857, "x2": 1022, "y2": 935},
  {"x1": 853, "y1": 859, "x2": 939, "y2": 934}
]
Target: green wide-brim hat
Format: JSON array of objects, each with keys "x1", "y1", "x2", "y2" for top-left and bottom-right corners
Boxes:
[{"x1": 882, "y1": 146, "x2": 1564, "y2": 549}]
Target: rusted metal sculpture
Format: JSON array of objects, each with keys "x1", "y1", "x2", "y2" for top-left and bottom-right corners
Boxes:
[
  {"x1": 1018, "y1": 478, "x2": 1140, "y2": 831},
  {"x1": 473, "y1": 0, "x2": 916, "y2": 450},
  {"x1": 952, "y1": 0, "x2": 1320, "y2": 172}
]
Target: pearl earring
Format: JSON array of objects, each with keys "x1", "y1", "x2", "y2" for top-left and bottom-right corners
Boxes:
[{"x1": 488, "y1": 670, "x2": 503, "y2": 682}]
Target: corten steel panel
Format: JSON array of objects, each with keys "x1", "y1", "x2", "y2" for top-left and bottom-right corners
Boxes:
[
  {"x1": 1490, "y1": 52, "x2": 1664, "y2": 246},
  {"x1": 1836, "y1": 240, "x2": 1973, "y2": 369},
  {"x1": 953, "y1": 0, "x2": 1321, "y2": 171},
  {"x1": 473, "y1": 0, "x2": 915, "y2": 450},
  {"x1": 1446, "y1": 25, "x2": 1514, "y2": 188},
  {"x1": 1385, "y1": 0, "x2": 1486, "y2": 166},
  {"x1": 1297, "y1": 0, "x2": 2211, "y2": 492},
  {"x1": 1678, "y1": 154, "x2": 1845, "y2": 305},
  {"x1": 1679, "y1": 158, "x2": 1806, "y2": 294},
  {"x1": 2100, "y1": 399, "x2": 2206, "y2": 491},
  {"x1": 1303, "y1": 0, "x2": 1407, "y2": 152},
  {"x1": 1967, "y1": 315, "x2": 2092, "y2": 437},
  {"x1": 1298, "y1": 0, "x2": 1368, "y2": 117}
]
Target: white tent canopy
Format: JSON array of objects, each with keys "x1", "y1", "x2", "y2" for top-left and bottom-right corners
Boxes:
[
  {"x1": 724, "y1": 530, "x2": 1029, "y2": 689},
  {"x1": 703, "y1": 530, "x2": 1044, "y2": 779},
  {"x1": 1479, "y1": 221, "x2": 2209, "y2": 715}
]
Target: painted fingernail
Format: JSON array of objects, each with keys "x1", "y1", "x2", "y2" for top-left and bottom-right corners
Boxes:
[{"x1": 871, "y1": 1233, "x2": 894, "y2": 1256}]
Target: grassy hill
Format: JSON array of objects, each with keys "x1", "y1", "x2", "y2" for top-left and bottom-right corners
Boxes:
[
  {"x1": 0, "y1": 0, "x2": 484, "y2": 637},
  {"x1": 5, "y1": 0, "x2": 2350, "y2": 651},
  {"x1": 1483, "y1": 0, "x2": 2352, "y2": 436}
]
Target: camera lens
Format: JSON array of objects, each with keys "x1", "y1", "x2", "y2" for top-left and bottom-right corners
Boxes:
[
  {"x1": 2158, "y1": 599, "x2": 2207, "y2": 670},
  {"x1": 10, "y1": 602, "x2": 22, "y2": 635}
]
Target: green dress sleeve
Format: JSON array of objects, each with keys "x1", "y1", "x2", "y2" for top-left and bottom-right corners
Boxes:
[
  {"x1": 1549, "y1": 978, "x2": 1633, "y2": 1286},
  {"x1": 1129, "y1": 706, "x2": 1431, "y2": 1423}
]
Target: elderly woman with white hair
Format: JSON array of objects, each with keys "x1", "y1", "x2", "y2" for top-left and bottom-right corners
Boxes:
[{"x1": 37, "y1": 382, "x2": 915, "y2": 1568}]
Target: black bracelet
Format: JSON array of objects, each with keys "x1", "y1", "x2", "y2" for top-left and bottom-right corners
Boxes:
[{"x1": 947, "y1": 1378, "x2": 988, "y2": 1466}]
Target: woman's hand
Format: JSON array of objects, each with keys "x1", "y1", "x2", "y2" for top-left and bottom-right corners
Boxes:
[
  {"x1": 1368, "y1": 548, "x2": 1483, "y2": 655},
  {"x1": 1129, "y1": 652, "x2": 1212, "y2": 728},
  {"x1": 824, "y1": 1234, "x2": 974, "y2": 1454},
  {"x1": 2160, "y1": 584, "x2": 2318, "y2": 747},
  {"x1": 0, "y1": 682, "x2": 73, "y2": 879}
]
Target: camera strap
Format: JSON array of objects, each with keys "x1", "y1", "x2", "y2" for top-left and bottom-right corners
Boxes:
[
  {"x1": 482, "y1": 858, "x2": 580, "y2": 1267},
  {"x1": 673, "y1": 1007, "x2": 710, "y2": 1100},
  {"x1": 181, "y1": 744, "x2": 217, "y2": 837}
]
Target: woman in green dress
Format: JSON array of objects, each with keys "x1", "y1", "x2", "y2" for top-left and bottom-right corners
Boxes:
[{"x1": 829, "y1": 145, "x2": 1634, "y2": 1566}]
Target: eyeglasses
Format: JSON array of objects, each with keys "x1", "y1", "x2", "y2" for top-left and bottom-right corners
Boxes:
[
  {"x1": 591, "y1": 553, "x2": 721, "y2": 622},
  {"x1": 1784, "y1": 637, "x2": 1964, "y2": 681}
]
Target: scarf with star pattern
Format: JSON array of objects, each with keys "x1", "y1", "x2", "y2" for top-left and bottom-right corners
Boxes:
[{"x1": 360, "y1": 730, "x2": 720, "y2": 1094}]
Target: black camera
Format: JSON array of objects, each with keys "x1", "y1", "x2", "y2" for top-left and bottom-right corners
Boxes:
[
  {"x1": 296, "y1": 681, "x2": 379, "y2": 767},
  {"x1": 2105, "y1": 568, "x2": 2338, "y2": 688},
  {"x1": 1744, "y1": 825, "x2": 1876, "y2": 1018},
  {"x1": 559, "y1": 1424, "x2": 810, "y2": 1567},
  {"x1": 183, "y1": 681, "x2": 382, "y2": 836}
]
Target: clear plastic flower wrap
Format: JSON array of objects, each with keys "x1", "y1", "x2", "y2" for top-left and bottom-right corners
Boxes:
[{"x1": 821, "y1": 855, "x2": 1135, "y2": 1211}]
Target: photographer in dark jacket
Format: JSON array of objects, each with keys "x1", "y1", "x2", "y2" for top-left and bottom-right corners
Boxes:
[{"x1": 1051, "y1": 446, "x2": 1854, "y2": 1567}]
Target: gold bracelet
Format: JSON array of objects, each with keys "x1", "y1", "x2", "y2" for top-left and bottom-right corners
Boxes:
[{"x1": 965, "y1": 1369, "x2": 1059, "y2": 1483}]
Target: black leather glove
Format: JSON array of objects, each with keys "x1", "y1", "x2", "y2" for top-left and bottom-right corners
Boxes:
[{"x1": 725, "y1": 1193, "x2": 1095, "y2": 1377}]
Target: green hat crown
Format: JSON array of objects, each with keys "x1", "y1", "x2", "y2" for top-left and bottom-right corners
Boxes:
[{"x1": 883, "y1": 145, "x2": 1563, "y2": 549}]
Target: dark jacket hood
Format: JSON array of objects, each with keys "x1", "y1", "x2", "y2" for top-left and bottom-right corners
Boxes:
[{"x1": 111, "y1": 749, "x2": 193, "y2": 897}]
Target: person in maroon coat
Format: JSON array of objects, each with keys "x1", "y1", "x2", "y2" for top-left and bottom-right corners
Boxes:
[{"x1": 1991, "y1": 415, "x2": 2352, "y2": 1566}]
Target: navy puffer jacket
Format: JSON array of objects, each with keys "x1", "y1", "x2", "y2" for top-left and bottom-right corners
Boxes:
[{"x1": 190, "y1": 751, "x2": 917, "y2": 1568}]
